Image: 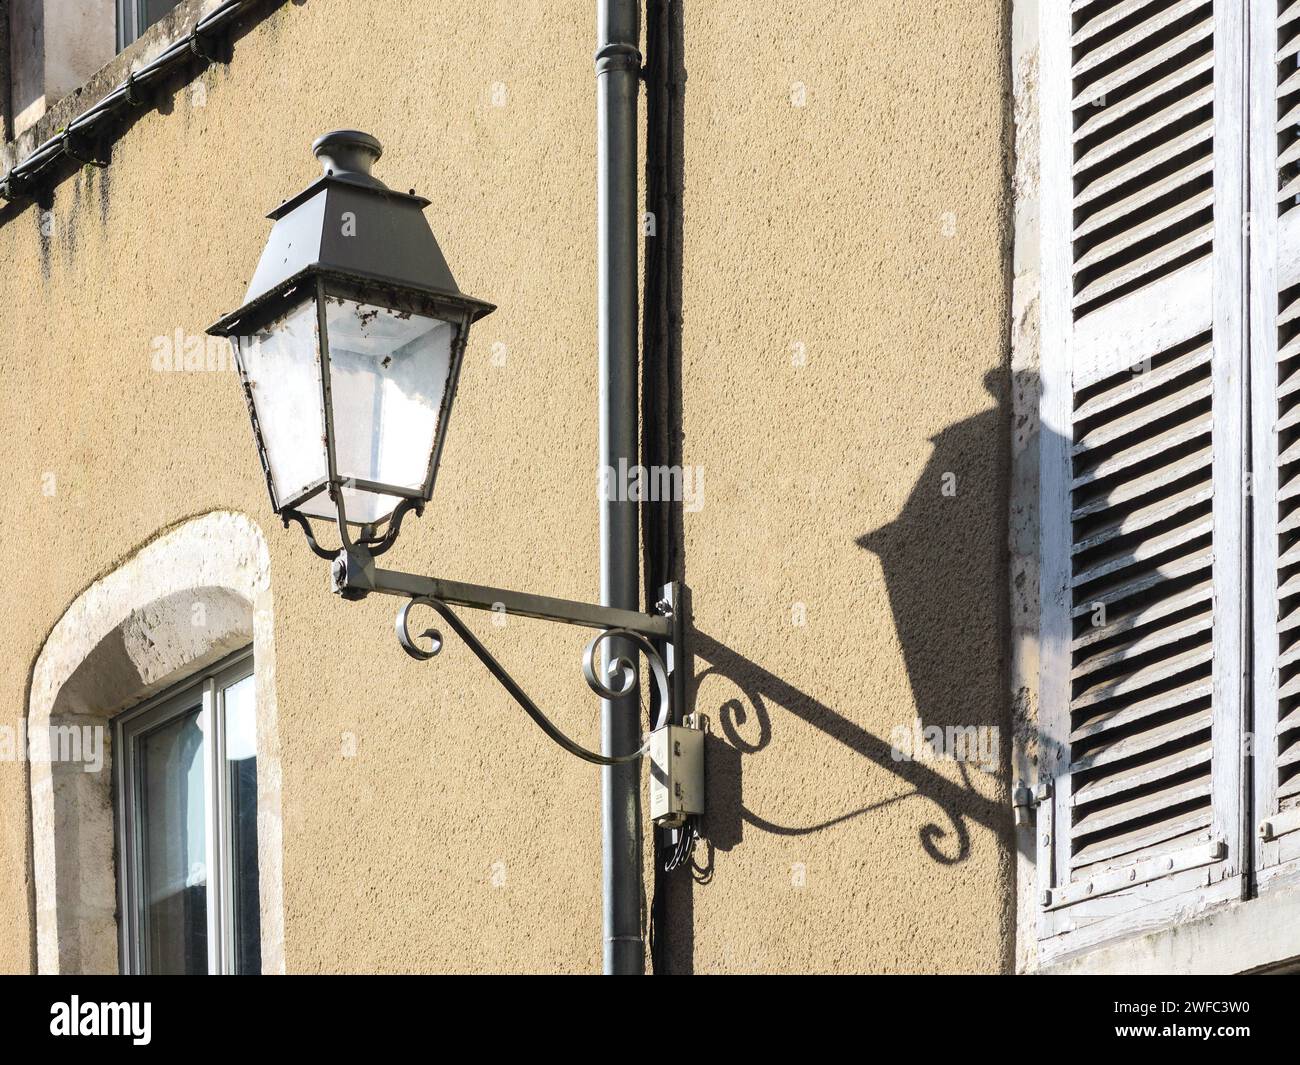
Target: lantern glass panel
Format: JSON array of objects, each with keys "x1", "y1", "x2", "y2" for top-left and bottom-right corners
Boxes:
[
  {"x1": 236, "y1": 298, "x2": 327, "y2": 509},
  {"x1": 317, "y1": 295, "x2": 456, "y2": 525},
  {"x1": 295, "y1": 480, "x2": 400, "y2": 527}
]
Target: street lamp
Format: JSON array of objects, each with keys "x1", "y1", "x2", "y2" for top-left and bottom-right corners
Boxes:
[
  {"x1": 207, "y1": 131, "x2": 493, "y2": 551},
  {"x1": 206, "y1": 132, "x2": 700, "y2": 787}
]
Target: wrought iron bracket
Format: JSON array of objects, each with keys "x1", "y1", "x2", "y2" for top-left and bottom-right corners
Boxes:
[{"x1": 330, "y1": 544, "x2": 688, "y2": 767}]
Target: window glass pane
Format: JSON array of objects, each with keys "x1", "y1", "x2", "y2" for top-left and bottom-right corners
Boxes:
[
  {"x1": 138, "y1": 703, "x2": 208, "y2": 974},
  {"x1": 142, "y1": 1, "x2": 182, "y2": 34},
  {"x1": 320, "y1": 295, "x2": 455, "y2": 525},
  {"x1": 223, "y1": 674, "x2": 261, "y2": 974},
  {"x1": 237, "y1": 298, "x2": 327, "y2": 508}
]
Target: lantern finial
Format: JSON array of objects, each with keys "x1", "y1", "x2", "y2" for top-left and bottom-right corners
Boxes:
[{"x1": 312, "y1": 130, "x2": 383, "y2": 183}]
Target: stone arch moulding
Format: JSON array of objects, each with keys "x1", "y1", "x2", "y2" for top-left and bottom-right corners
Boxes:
[{"x1": 28, "y1": 511, "x2": 284, "y2": 974}]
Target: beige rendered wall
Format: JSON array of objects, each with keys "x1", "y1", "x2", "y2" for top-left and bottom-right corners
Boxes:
[{"x1": 0, "y1": 0, "x2": 1012, "y2": 973}]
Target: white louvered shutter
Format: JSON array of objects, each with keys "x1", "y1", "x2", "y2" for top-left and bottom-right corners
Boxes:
[
  {"x1": 1038, "y1": 0, "x2": 1245, "y2": 961},
  {"x1": 1249, "y1": 1, "x2": 1300, "y2": 885}
]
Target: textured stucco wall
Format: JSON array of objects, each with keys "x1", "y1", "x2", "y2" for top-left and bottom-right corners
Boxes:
[
  {"x1": 0, "y1": 0, "x2": 1012, "y2": 973},
  {"x1": 667, "y1": 0, "x2": 1014, "y2": 973}
]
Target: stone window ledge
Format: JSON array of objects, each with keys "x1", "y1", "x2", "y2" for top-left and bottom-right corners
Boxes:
[
  {"x1": 1037, "y1": 879, "x2": 1300, "y2": 975},
  {"x1": 1, "y1": 0, "x2": 279, "y2": 183}
]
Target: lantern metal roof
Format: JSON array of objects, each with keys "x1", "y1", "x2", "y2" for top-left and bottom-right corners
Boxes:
[{"x1": 208, "y1": 130, "x2": 494, "y2": 339}]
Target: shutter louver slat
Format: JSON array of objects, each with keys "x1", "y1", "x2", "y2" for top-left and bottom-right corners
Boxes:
[
  {"x1": 1070, "y1": 614, "x2": 1213, "y2": 680},
  {"x1": 1070, "y1": 1, "x2": 1215, "y2": 318},
  {"x1": 1070, "y1": 649, "x2": 1212, "y2": 719},
  {"x1": 1071, "y1": 195, "x2": 1213, "y2": 275},
  {"x1": 1065, "y1": 324, "x2": 1216, "y2": 881},
  {"x1": 1071, "y1": 740, "x2": 1212, "y2": 806},
  {"x1": 1070, "y1": 676, "x2": 1213, "y2": 740},
  {"x1": 1279, "y1": 508, "x2": 1300, "y2": 538},
  {"x1": 1072, "y1": 816, "x2": 1213, "y2": 871},
  {"x1": 1277, "y1": 605, "x2": 1300, "y2": 636},
  {"x1": 1072, "y1": 778, "x2": 1212, "y2": 840},
  {"x1": 1073, "y1": 121, "x2": 1213, "y2": 208},
  {"x1": 1074, "y1": 156, "x2": 1213, "y2": 240},
  {"x1": 1277, "y1": 404, "x2": 1300, "y2": 435},
  {"x1": 1277, "y1": 368, "x2": 1300, "y2": 400},
  {"x1": 1274, "y1": 279, "x2": 1300, "y2": 820},
  {"x1": 1072, "y1": 483, "x2": 1212, "y2": 555},
  {"x1": 1278, "y1": 471, "x2": 1300, "y2": 504},
  {"x1": 1070, "y1": 415, "x2": 1211, "y2": 490},
  {"x1": 1070, "y1": 514, "x2": 1213, "y2": 588},
  {"x1": 1071, "y1": 446, "x2": 1211, "y2": 519},
  {"x1": 1071, "y1": 0, "x2": 1167, "y2": 49},
  {"x1": 1281, "y1": 703, "x2": 1300, "y2": 731},
  {"x1": 1278, "y1": 101, "x2": 1300, "y2": 133},
  {"x1": 1072, "y1": 375, "x2": 1211, "y2": 451},
  {"x1": 1073, "y1": 54, "x2": 1213, "y2": 144},
  {"x1": 1072, "y1": 338, "x2": 1211, "y2": 417},
  {"x1": 1279, "y1": 7, "x2": 1300, "y2": 219},
  {"x1": 1071, "y1": 578, "x2": 1212, "y2": 651},
  {"x1": 1038, "y1": 1, "x2": 1240, "y2": 952},
  {"x1": 1074, "y1": 91, "x2": 1214, "y2": 176},
  {"x1": 1278, "y1": 437, "x2": 1300, "y2": 465},
  {"x1": 1072, "y1": 223, "x2": 1214, "y2": 309},
  {"x1": 1069, "y1": 546, "x2": 1212, "y2": 616},
  {"x1": 1279, "y1": 292, "x2": 1300, "y2": 326},
  {"x1": 1071, "y1": 1, "x2": 1209, "y2": 81},
  {"x1": 1070, "y1": 19, "x2": 1213, "y2": 106}
]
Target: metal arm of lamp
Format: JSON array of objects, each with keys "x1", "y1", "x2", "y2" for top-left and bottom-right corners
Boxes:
[{"x1": 329, "y1": 541, "x2": 689, "y2": 767}]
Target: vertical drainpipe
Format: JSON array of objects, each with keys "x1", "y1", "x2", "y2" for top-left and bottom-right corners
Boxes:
[{"x1": 596, "y1": 0, "x2": 643, "y2": 975}]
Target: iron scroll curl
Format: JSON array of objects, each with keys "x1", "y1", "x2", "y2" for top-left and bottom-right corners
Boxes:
[
  {"x1": 396, "y1": 597, "x2": 444, "y2": 660},
  {"x1": 395, "y1": 596, "x2": 671, "y2": 766}
]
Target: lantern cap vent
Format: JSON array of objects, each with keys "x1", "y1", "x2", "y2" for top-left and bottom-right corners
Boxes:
[{"x1": 312, "y1": 130, "x2": 384, "y2": 186}]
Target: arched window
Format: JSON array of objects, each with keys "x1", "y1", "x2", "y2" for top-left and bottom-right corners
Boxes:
[{"x1": 28, "y1": 512, "x2": 283, "y2": 974}]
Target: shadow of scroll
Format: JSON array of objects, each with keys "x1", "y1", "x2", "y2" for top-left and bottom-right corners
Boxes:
[{"x1": 692, "y1": 632, "x2": 1001, "y2": 868}]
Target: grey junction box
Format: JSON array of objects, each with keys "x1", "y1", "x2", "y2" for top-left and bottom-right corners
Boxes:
[{"x1": 649, "y1": 723, "x2": 705, "y2": 827}]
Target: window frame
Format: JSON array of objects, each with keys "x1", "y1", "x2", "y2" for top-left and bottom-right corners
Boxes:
[
  {"x1": 116, "y1": 0, "x2": 142, "y2": 52},
  {"x1": 1028, "y1": 0, "x2": 1300, "y2": 971},
  {"x1": 1247, "y1": 0, "x2": 1300, "y2": 894},
  {"x1": 116, "y1": 0, "x2": 180, "y2": 52},
  {"x1": 113, "y1": 646, "x2": 256, "y2": 975}
]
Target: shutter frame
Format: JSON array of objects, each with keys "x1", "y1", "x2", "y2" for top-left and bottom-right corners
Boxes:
[
  {"x1": 1038, "y1": 0, "x2": 1245, "y2": 962},
  {"x1": 1249, "y1": 0, "x2": 1300, "y2": 889}
]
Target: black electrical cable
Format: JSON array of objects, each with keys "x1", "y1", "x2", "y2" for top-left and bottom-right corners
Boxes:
[{"x1": 663, "y1": 819, "x2": 698, "y2": 873}]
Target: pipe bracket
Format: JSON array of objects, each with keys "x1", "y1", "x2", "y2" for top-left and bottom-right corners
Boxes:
[{"x1": 594, "y1": 42, "x2": 642, "y2": 74}]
